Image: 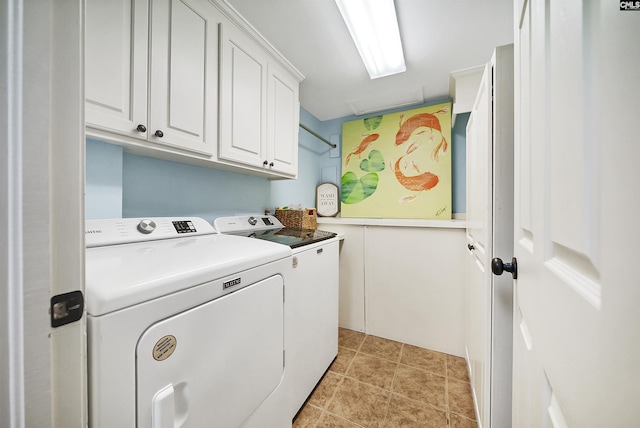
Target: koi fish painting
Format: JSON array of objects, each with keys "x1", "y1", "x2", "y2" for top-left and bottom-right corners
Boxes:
[{"x1": 340, "y1": 102, "x2": 452, "y2": 219}]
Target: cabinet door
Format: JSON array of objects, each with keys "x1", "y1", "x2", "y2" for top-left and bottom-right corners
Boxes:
[
  {"x1": 148, "y1": 0, "x2": 219, "y2": 155},
  {"x1": 267, "y1": 63, "x2": 299, "y2": 177},
  {"x1": 218, "y1": 22, "x2": 267, "y2": 168},
  {"x1": 85, "y1": 0, "x2": 148, "y2": 138}
]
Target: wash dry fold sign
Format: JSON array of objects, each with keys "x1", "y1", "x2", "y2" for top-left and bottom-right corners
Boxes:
[{"x1": 341, "y1": 102, "x2": 452, "y2": 219}]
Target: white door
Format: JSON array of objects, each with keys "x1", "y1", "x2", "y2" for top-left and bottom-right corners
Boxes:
[
  {"x1": 465, "y1": 62, "x2": 493, "y2": 426},
  {"x1": 513, "y1": 1, "x2": 640, "y2": 426},
  {"x1": 465, "y1": 44, "x2": 514, "y2": 428}
]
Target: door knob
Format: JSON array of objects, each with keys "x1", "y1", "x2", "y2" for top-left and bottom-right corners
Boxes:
[
  {"x1": 136, "y1": 124, "x2": 147, "y2": 133},
  {"x1": 467, "y1": 244, "x2": 475, "y2": 251},
  {"x1": 491, "y1": 257, "x2": 518, "y2": 279},
  {"x1": 154, "y1": 130, "x2": 164, "y2": 138}
]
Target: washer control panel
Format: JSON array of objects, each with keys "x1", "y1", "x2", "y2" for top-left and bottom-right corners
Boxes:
[
  {"x1": 214, "y1": 215, "x2": 283, "y2": 234},
  {"x1": 86, "y1": 217, "x2": 215, "y2": 247},
  {"x1": 172, "y1": 220, "x2": 197, "y2": 234},
  {"x1": 137, "y1": 219, "x2": 156, "y2": 234}
]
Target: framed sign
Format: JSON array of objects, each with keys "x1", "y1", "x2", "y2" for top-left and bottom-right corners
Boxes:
[{"x1": 316, "y1": 183, "x2": 339, "y2": 217}]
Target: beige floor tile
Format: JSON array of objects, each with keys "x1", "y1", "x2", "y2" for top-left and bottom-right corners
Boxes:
[
  {"x1": 309, "y1": 330, "x2": 477, "y2": 427},
  {"x1": 327, "y1": 377, "x2": 390, "y2": 427},
  {"x1": 447, "y1": 378, "x2": 476, "y2": 420},
  {"x1": 446, "y1": 355, "x2": 470, "y2": 383},
  {"x1": 392, "y1": 364, "x2": 446, "y2": 410},
  {"x1": 293, "y1": 404, "x2": 323, "y2": 428},
  {"x1": 359, "y1": 335, "x2": 403, "y2": 362},
  {"x1": 400, "y1": 344, "x2": 447, "y2": 376},
  {"x1": 449, "y1": 412, "x2": 478, "y2": 428},
  {"x1": 309, "y1": 371, "x2": 343, "y2": 409},
  {"x1": 316, "y1": 412, "x2": 365, "y2": 427},
  {"x1": 329, "y1": 347, "x2": 357, "y2": 375},
  {"x1": 338, "y1": 328, "x2": 366, "y2": 351},
  {"x1": 345, "y1": 353, "x2": 397, "y2": 391},
  {"x1": 384, "y1": 394, "x2": 448, "y2": 428}
]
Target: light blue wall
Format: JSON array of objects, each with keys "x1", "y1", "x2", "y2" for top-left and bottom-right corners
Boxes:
[
  {"x1": 451, "y1": 112, "x2": 469, "y2": 213},
  {"x1": 86, "y1": 139, "x2": 123, "y2": 219},
  {"x1": 85, "y1": 105, "x2": 468, "y2": 220},
  {"x1": 122, "y1": 154, "x2": 271, "y2": 223},
  {"x1": 86, "y1": 142, "x2": 273, "y2": 222}
]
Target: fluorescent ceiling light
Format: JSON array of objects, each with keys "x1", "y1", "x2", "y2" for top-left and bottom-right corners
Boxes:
[{"x1": 335, "y1": 0, "x2": 406, "y2": 79}]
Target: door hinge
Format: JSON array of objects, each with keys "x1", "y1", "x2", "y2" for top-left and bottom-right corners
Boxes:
[{"x1": 50, "y1": 290, "x2": 84, "y2": 328}]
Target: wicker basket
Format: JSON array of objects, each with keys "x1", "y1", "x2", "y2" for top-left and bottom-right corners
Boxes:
[{"x1": 275, "y1": 208, "x2": 317, "y2": 230}]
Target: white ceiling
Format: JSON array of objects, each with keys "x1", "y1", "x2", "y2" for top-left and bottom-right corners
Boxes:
[{"x1": 225, "y1": 0, "x2": 514, "y2": 121}]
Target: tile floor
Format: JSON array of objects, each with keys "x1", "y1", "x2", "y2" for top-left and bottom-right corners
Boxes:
[{"x1": 293, "y1": 328, "x2": 477, "y2": 428}]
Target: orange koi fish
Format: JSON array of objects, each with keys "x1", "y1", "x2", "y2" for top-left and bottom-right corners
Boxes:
[
  {"x1": 395, "y1": 109, "x2": 449, "y2": 161},
  {"x1": 393, "y1": 158, "x2": 439, "y2": 193},
  {"x1": 345, "y1": 133, "x2": 379, "y2": 165}
]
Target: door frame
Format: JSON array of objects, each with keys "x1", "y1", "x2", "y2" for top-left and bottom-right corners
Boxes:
[{"x1": 0, "y1": 1, "x2": 86, "y2": 426}]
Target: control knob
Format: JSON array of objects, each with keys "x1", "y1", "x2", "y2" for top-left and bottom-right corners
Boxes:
[
  {"x1": 137, "y1": 219, "x2": 157, "y2": 234},
  {"x1": 248, "y1": 216, "x2": 258, "y2": 226}
]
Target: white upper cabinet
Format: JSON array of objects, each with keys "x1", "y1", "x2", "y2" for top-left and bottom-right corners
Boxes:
[
  {"x1": 219, "y1": 20, "x2": 301, "y2": 177},
  {"x1": 267, "y1": 62, "x2": 299, "y2": 177},
  {"x1": 85, "y1": 0, "x2": 148, "y2": 139},
  {"x1": 86, "y1": 0, "x2": 218, "y2": 156},
  {"x1": 85, "y1": 0, "x2": 303, "y2": 178},
  {"x1": 148, "y1": 0, "x2": 219, "y2": 155},
  {"x1": 218, "y1": 21, "x2": 268, "y2": 168}
]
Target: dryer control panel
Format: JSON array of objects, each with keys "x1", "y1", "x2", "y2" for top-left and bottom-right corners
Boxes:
[{"x1": 85, "y1": 217, "x2": 216, "y2": 247}]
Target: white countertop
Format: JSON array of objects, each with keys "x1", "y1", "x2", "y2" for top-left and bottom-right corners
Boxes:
[{"x1": 316, "y1": 215, "x2": 466, "y2": 229}]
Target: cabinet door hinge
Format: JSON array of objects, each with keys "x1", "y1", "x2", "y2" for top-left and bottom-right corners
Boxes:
[{"x1": 50, "y1": 290, "x2": 84, "y2": 327}]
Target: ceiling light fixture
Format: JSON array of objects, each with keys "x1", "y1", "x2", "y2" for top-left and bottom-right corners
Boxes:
[{"x1": 335, "y1": 0, "x2": 406, "y2": 79}]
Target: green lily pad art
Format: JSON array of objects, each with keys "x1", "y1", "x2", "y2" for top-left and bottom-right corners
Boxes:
[
  {"x1": 341, "y1": 171, "x2": 379, "y2": 204},
  {"x1": 363, "y1": 115, "x2": 383, "y2": 131},
  {"x1": 359, "y1": 149, "x2": 385, "y2": 173}
]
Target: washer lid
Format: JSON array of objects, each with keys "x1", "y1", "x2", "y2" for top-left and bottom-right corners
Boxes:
[
  {"x1": 214, "y1": 215, "x2": 337, "y2": 248},
  {"x1": 85, "y1": 233, "x2": 291, "y2": 316}
]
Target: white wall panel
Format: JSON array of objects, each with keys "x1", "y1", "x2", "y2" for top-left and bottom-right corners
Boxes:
[{"x1": 364, "y1": 227, "x2": 466, "y2": 356}]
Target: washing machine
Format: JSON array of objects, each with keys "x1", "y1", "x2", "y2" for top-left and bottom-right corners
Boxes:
[
  {"x1": 85, "y1": 217, "x2": 292, "y2": 427},
  {"x1": 214, "y1": 215, "x2": 339, "y2": 418}
]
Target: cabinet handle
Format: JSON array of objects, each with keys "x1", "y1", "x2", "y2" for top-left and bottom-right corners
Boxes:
[
  {"x1": 269, "y1": 162, "x2": 274, "y2": 167},
  {"x1": 136, "y1": 124, "x2": 147, "y2": 133},
  {"x1": 154, "y1": 130, "x2": 164, "y2": 138},
  {"x1": 263, "y1": 160, "x2": 268, "y2": 166}
]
